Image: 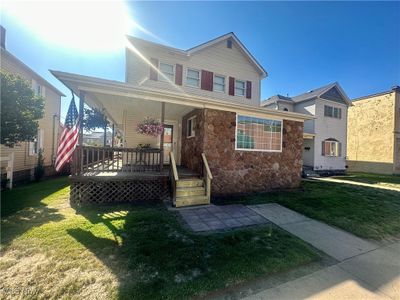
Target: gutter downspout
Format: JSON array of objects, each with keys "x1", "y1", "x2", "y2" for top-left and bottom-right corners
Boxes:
[{"x1": 51, "y1": 114, "x2": 58, "y2": 165}]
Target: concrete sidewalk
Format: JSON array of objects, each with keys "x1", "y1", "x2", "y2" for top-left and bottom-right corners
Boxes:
[
  {"x1": 245, "y1": 204, "x2": 399, "y2": 299},
  {"x1": 244, "y1": 242, "x2": 400, "y2": 300},
  {"x1": 249, "y1": 203, "x2": 378, "y2": 261}
]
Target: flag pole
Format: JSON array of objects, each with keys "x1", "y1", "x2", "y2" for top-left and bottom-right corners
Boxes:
[{"x1": 79, "y1": 91, "x2": 85, "y2": 175}]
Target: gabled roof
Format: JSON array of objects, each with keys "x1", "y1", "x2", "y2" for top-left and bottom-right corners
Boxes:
[
  {"x1": 291, "y1": 82, "x2": 351, "y2": 106},
  {"x1": 126, "y1": 32, "x2": 267, "y2": 78},
  {"x1": 262, "y1": 82, "x2": 352, "y2": 107},
  {"x1": 1, "y1": 47, "x2": 65, "y2": 97},
  {"x1": 261, "y1": 94, "x2": 293, "y2": 106}
]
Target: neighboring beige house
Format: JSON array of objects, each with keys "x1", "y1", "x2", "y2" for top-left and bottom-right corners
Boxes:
[
  {"x1": 347, "y1": 86, "x2": 400, "y2": 175},
  {"x1": 52, "y1": 32, "x2": 313, "y2": 207},
  {"x1": 0, "y1": 26, "x2": 65, "y2": 183},
  {"x1": 262, "y1": 82, "x2": 352, "y2": 175}
]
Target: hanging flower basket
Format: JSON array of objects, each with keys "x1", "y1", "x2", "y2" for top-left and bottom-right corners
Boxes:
[{"x1": 136, "y1": 117, "x2": 164, "y2": 137}]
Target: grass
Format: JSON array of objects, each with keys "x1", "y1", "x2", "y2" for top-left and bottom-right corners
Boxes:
[
  {"x1": 332, "y1": 172, "x2": 400, "y2": 189},
  {"x1": 0, "y1": 177, "x2": 321, "y2": 299},
  {"x1": 231, "y1": 180, "x2": 400, "y2": 240}
]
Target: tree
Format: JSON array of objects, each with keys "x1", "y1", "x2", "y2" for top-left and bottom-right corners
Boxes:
[
  {"x1": 1, "y1": 71, "x2": 44, "y2": 147},
  {"x1": 83, "y1": 108, "x2": 109, "y2": 146}
]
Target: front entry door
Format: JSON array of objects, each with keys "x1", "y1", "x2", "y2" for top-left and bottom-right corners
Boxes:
[{"x1": 163, "y1": 125, "x2": 173, "y2": 164}]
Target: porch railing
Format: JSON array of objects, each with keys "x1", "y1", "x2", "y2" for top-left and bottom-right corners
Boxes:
[{"x1": 71, "y1": 145, "x2": 162, "y2": 175}]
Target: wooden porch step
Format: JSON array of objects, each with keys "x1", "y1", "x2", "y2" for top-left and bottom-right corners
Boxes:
[
  {"x1": 176, "y1": 178, "x2": 204, "y2": 188},
  {"x1": 175, "y1": 195, "x2": 209, "y2": 208},
  {"x1": 176, "y1": 186, "x2": 205, "y2": 197}
]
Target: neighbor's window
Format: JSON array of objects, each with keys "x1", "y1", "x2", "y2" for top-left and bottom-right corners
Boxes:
[
  {"x1": 213, "y1": 75, "x2": 225, "y2": 92},
  {"x1": 322, "y1": 139, "x2": 341, "y2": 157},
  {"x1": 236, "y1": 115, "x2": 282, "y2": 151},
  {"x1": 235, "y1": 80, "x2": 246, "y2": 96},
  {"x1": 324, "y1": 105, "x2": 342, "y2": 119},
  {"x1": 187, "y1": 116, "x2": 196, "y2": 138},
  {"x1": 159, "y1": 63, "x2": 175, "y2": 82},
  {"x1": 186, "y1": 69, "x2": 200, "y2": 87},
  {"x1": 28, "y1": 129, "x2": 43, "y2": 156}
]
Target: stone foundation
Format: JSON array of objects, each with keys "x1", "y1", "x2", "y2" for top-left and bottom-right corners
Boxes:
[{"x1": 182, "y1": 109, "x2": 304, "y2": 196}]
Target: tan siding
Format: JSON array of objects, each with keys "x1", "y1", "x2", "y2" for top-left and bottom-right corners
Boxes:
[
  {"x1": 1, "y1": 143, "x2": 36, "y2": 173},
  {"x1": 126, "y1": 39, "x2": 262, "y2": 107},
  {"x1": 1, "y1": 50, "x2": 62, "y2": 172},
  {"x1": 347, "y1": 92, "x2": 396, "y2": 174}
]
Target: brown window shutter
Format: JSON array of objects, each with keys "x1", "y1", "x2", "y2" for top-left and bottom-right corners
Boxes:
[
  {"x1": 321, "y1": 141, "x2": 325, "y2": 156},
  {"x1": 246, "y1": 81, "x2": 252, "y2": 99},
  {"x1": 229, "y1": 77, "x2": 235, "y2": 96},
  {"x1": 175, "y1": 64, "x2": 183, "y2": 85},
  {"x1": 149, "y1": 58, "x2": 158, "y2": 81},
  {"x1": 338, "y1": 142, "x2": 342, "y2": 157},
  {"x1": 201, "y1": 70, "x2": 213, "y2": 91}
]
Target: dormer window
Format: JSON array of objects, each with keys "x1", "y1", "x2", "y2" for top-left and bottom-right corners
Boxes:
[
  {"x1": 234, "y1": 80, "x2": 246, "y2": 96},
  {"x1": 159, "y1": 62, "x2": 174, "y2": 82}
]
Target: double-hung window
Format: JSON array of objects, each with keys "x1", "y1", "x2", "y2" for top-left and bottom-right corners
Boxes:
[
  {"x1": 324, "y1": 105, "x2": 342, "y2": 119},
  {"x1": 186, "y1": 69, "x2": 200, "y2": 87},
  {"x1": 235, "y1": 80, "x2": 246, "y2": 96},
  {"x1": 159, "y1": 63, "x2": 175, "y2": 82},
  {"x1": 213, "y1": 75, "x2": 225, "y2": 92},
  {"x1": 29, "y1": 128, "x2": 44, "y2": 156},
  {"x1": 236, "y1": 115, "x2": 282, "y2": 151},
  {"x1": 323, "y1": 139, "x2": 341, "y2": 157}
]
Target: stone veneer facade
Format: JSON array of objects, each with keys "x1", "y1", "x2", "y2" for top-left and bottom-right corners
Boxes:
[{"x1": 181, "y1": 108, "x2": 304, "y2": 196}]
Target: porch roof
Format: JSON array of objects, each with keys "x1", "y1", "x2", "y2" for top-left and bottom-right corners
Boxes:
[{"x1": 50, "y1": 70, "x2": 315, "y2": 125}]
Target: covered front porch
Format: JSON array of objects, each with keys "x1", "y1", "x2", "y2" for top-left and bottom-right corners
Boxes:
[{"x1": 53, "y1": 71, "x2": 213, "y2": 207}]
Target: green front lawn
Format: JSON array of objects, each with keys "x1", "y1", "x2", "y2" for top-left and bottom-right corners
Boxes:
[
  {"x1": 234, "y1": 180, "x2": 400, "y2": 240},
  {"x1": 0, "y1": 178, "x2": 320, "y2": 299},
  {"x1": 332, "y1": 172, "x2": 400, "y2": 189}
]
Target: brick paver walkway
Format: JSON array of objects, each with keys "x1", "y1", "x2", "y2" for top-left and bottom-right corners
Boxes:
[{"x1": 179, "y1": 204, "x2": 269, "y2": 232}]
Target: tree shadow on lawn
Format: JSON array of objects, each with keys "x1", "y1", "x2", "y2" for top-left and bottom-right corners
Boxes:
[
  {"x1": 1, "y1": 178, "x2": 68, "y2": 248},
  {"x1": 1, "y1": 177, "x2": 69, "y2": 217},
  {"x1": 67, "y1": 204, "x2": 321, "y2": 299}
]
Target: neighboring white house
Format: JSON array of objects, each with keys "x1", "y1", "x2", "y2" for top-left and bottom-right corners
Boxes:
[{"x1": 261, "y1": 82, "x2": 352, "y2": 174}]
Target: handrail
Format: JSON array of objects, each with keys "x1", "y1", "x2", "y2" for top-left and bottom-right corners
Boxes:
[
  {"x1": 201, "y1": 153, "x2": 213, "y2": 179},
  {"x1": 201, "y1": 153, "x2": 213, "y2": 203},
  {"x1": 169, "y1": 152, "x2": 179, "y2": 181}
]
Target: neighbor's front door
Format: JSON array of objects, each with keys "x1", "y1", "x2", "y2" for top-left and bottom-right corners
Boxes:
[{"x1": 163, "y1": 125, "x2": 173, "y2": 164}]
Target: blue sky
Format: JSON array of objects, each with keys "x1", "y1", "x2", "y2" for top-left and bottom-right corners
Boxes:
[{"x1": 2, "y1": 1, "x2": 400, "y2": 120}]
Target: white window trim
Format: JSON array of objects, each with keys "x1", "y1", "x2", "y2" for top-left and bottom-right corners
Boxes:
[
  {"x1": 158, "y1": 61, "x2": 175, "y2": 83},
  {"x1": 324, "y1": 140, "x2": 340, "y2": 157},
  {"x1": 185, "y1": 68, "x2": 201, "y2": 88},
  {"x1": 324, "y1": 105, "x2": 342, "y2": 119},
  {"x1": 213, "y1": 74, "x2": 226, "y2": 93},
  {"x1": 234, "y1": 114, "x2": 283, "y2": 153},
  {"x1": 234, "y1": 79, "x2": 246, "y2": 97},
  {"x1": 187, "y1": 116, "x2": 196, "y2": 138},
  {"x1": 28, "y1": 128, "x2": 44, "y2": 156}
]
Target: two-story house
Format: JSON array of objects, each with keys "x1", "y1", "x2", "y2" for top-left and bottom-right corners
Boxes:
[
  {"x1": 52, "y1": 33, "x2": 312, "y2": 207},
  {"x1": 262, "y1": 82, "x2": 352, "y2": 175},
  {"x1": 0, "y1": 26, "x2": 65, "y2": 184}
]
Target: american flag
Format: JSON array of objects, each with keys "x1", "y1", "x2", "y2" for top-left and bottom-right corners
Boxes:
[{"x1": 55, "y1": 97, "x2": 79, "y2": 172}]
